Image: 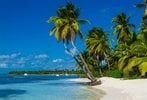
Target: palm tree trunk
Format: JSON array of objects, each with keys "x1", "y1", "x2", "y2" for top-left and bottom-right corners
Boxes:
[
  {"x1": 63, "y1": 41, "x2": 83, "y2": 69},
  {"x1": 63, "y1": 41, "x2": 91, "y2": 80},
  {"x1": 71, "y1": 40, "x2": 101, "y2": 85},
  {"x1": 96, "y1": 56, "x2": 103, "y2": 77},
  {"x1": 104, "y1": 52, "x2": 110, "y2": 70}
]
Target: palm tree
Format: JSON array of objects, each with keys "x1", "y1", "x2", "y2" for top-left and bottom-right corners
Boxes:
[
  {"x1": 113, "y1": 40, "x2": 147, "y2": 77},
  {"x1": 86, "y1": 27, "x2": 110, "y2": 76},
  {"x1": 48, "y1": 2, "x2": 101, "y2": 85},
  {"x1": 112, "y1": 13, "x2": 135, "y2": 44}
]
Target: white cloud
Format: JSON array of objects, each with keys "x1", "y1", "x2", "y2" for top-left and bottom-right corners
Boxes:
[
  {"x1": 52, "y1": 59, "x2": 64, "y2": 63},
  {"x1": 50, "y1": 58, "x2": 76, "y2": 70},
  {"x1": 31, "y1": 60, "x2": 44, "y2": 66},
  {"x1": 0, "y1": 53, "x2": 76, "y2": 70},
  {"x1": 35, "y1": 54, "x2": 49, "y2": 59},
  {"x1": 70, "y1": 48, "x2": 77, "y2": 55},
  {"x1": 0, "y1": 53, "x2": 49, "y2": 69},
  {"x1": 0, "y1": 53, "x2": 20, "y2": 59},
  {"x1": 11, "y1": 53, "x2": 20, "y2": 58},
  {"x1": 17, "y1": 57, "x2": 28, "y2": 64},
  {"x1": 65, "y1": 50, "x2": 70, "y2": 55},
  {"x1": 65, "y1": 48, "x2": 77, "y2": 55},
  {"x1": 12, "y1": 63, "x2": 25, "y2": 68},
  {"x1": 0, "y1": 63, "x2": 8, "y2": 68}
]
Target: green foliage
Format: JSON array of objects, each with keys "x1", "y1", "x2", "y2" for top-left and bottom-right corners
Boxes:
[
  {"x1": 139, "y1": 62, "x2": 147, "y2": 76},
  {"x1": 114, "y1": 43, "x2": 147, "y2": 77},
  {"x1": 86, "y1": 27, "x2": 110, "y2": 72},
  {"x1": 92, "y1": 71, "x2": 101, "y2": 77},
  {"x1": 104, "y1": 69, "x2": 123, "y2": 78},
  {"x1": 47, "y1": 1, "x2": 147, "y2": 79},
  {"x1": 86, "y1": 27, "x2": 110, "y2": 57},
  {"x1": 123, "y1": 57, "x2": 142, "y2": 76},
  {"x1": 48, "y1": 2, "x2": 89, "y2": 42},
  {"x1": 76, "y1": 51, "x2": 97, "y2": 71},
  {"x1": 112, "y1": 13, "x2": 135, "y2": 43},
  {"x1": 118, "y1": 56, "x2": 129, "y2": 70}
]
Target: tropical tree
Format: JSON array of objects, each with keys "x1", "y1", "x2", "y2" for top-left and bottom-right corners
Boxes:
[
  {"x1": 112, "y1": 13, "x2": 135, "y2": 44},
  {"x1": 112, "y1": 40, "x2": 147, "y2": 77},
  {"x1": 86, "y1": 27, "x2": 110, "y2": 76},
  {"x1": 112, "y1": 18, "x2": 147, "y2": 77},
  {"x1": 48, "y1": 2, "x2": 101, "y2": 85}
]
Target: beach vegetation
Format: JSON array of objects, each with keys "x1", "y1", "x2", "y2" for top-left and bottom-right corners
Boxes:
[{"x1": 48, "y1": 1, "x2": 147, "y2": 80}]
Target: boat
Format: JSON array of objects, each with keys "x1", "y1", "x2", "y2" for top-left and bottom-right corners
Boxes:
[
  {"x1": 65, "y1": 73, "x2": 68, "y2": 76},
  {"x1": 56, "y1": 74, "x2": 59, "y2": 76},
  {"x1": 24, "y1": 73, "x2": 28, "y2": 76}
]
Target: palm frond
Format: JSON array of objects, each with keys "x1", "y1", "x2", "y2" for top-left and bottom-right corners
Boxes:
[
  {"x1": 123, "y1": 57, "x2": 142, "y2": 76},
  {"x1": 134, "y1": 4, "x2": 145, "y2": 8},
  {"x1": 128, "y1": 24, "x2": 135, "y2": 28},
  {"x1": 49, "y1": 27, "x2": 56, "y2": 35},
  {"x1": 78, "y1": 31, "x2": 83, "y2": 39},
  {"x1": 55, "y1": 28, "x2": 61, "y2": 40},
  {"x1": 118, "y1": 55, "x2": 129, "y2": 70},
  {"x1": 47, "y1": 16, "x2": 59, "y2": 23},
  {"x1": 139, "y1": 62, "x2": 147, "y2": 76},
  {"x1": 78, "y1": 19, "x2": 91, "y2": 24}
]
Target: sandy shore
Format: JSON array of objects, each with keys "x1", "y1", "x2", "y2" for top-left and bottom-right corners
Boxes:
[{"x1": 70, "y1": 77, "x2": 147, "y2": 100}]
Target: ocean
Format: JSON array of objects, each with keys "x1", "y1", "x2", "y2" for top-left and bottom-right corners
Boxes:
[{"x1": 0, "y1": 74, "x2": 101, "y2": 100}]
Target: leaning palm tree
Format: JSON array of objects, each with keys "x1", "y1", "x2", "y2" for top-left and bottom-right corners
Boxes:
[
  {"x1": 86, "y1": 27, "x2": 110, "y2": 76},
  {"x1": 48, "y1": 2, "x2": 101, "y2": 85},
  {"x1": 112, "y1": 13, "x2": 135, "y2": 44}
]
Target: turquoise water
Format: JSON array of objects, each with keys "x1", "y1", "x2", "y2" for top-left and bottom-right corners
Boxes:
[{"x1": 0, "y1": 75, "x2": 101, "y2": 100}]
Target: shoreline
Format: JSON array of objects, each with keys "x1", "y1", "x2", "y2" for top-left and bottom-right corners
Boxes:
[{"x1": 69, "y1": 77, "x2": 147, "y2": 100}]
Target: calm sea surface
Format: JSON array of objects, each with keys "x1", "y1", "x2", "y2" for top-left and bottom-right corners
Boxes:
[{"x1": 0, "y1": 74, "x2": 102, "y2": 100}]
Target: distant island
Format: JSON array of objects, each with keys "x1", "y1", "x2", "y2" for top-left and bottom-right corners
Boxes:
[{"x1": 8, "y1": 70, "x2": 84, "y2": 75}]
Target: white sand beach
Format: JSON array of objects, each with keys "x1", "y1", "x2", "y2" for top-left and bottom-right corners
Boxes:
[{"x1": 70, "y1": 77, "x2": 147, "y2": 100}]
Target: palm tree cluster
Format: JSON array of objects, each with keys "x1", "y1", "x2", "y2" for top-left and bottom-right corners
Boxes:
[
  {"x1": 48, "y1": 0, "x2": 147, "y2": 85},
  {"x1": 111, "y1": 0, "x2": 147, "y2": 77}
]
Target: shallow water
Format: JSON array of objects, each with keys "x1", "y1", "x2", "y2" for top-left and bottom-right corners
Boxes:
[{"x1": 0, "y1": 75, "x2": 103, "y2": 100}]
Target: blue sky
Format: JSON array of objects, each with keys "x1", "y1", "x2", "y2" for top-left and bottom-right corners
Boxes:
[{"x1": 0, "y1": 0, "x2": 143, "y2": 73}]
